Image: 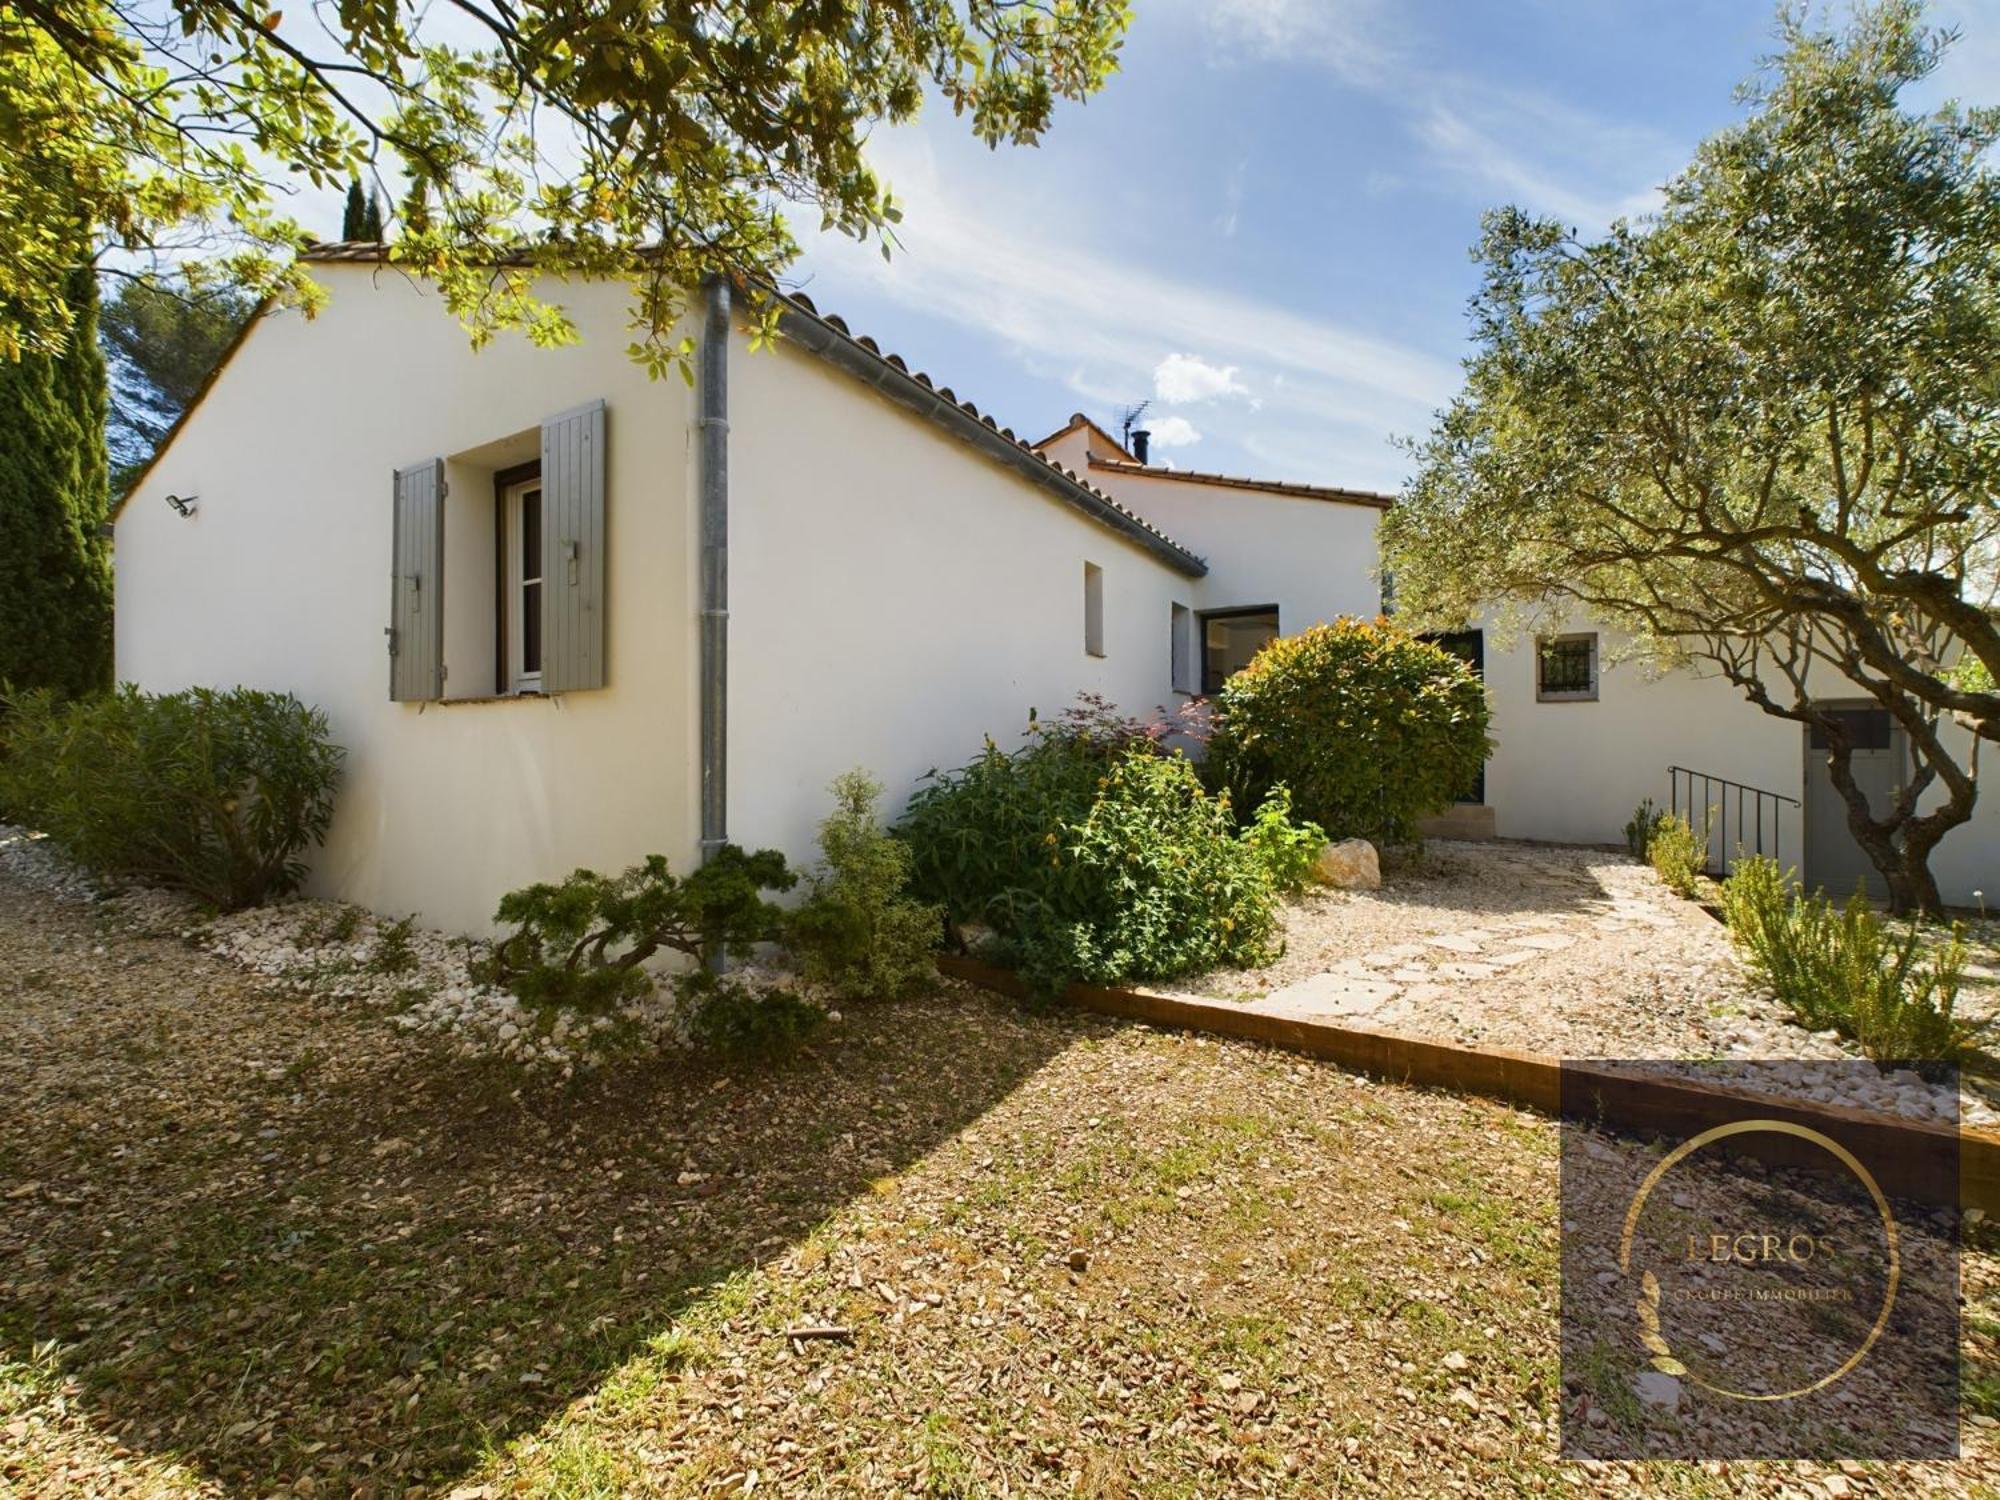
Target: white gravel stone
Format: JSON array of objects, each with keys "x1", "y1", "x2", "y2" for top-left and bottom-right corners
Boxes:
[{"x1": 0, "y1": 822, "x2": 826, "y2": 1072}]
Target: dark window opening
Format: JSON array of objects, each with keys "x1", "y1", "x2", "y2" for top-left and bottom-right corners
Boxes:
[
  {"x1": 1200, "y1": 607, "x2": 1279, "y2": 695},
  {"x1": 1425, "y1": 629, "x2": 1487, "y2": 803},
  {"x1": 520, "y1": 487, "x2": 543, "y2": 678},
  {"x1": 1536, "y1": 634, "x2": 1597, "y2": 701},
  {"x1": 1809, "y1": 708, "x2": 1891, "y2": 751}
]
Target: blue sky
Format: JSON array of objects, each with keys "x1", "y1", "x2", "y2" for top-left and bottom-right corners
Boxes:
[{"x1": 787, "y1": 0, "x2": 2000, "y2": 494}]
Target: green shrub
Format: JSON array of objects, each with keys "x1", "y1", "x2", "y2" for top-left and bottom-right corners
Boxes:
[
  {"x1": 1239, "y1": 784, "x2": 1327, "y2": 895},
  {"x1": 898, "y1": 706, "x2": 1303, "y2": 992},
  {"x1": 0, "y1": 684, "x2": 343, "y2": 908},
  {"x1": 787, "y1": 770, "x2": 941, "y2": 1002},
  {"x1": 1721, "y1": 856, "x2": 1991, "y2": 1071},
  {"x1": 369, "y1": 915, "x2": 418, "y2": 975},
  {"x1": 1623, "y1": 798, "x2": 1668, "y2": 861},
  {"x1": 678, "y1": 970, "x2": 825, "y2": 1061},
  {"x1": 1646, "y1": 812, "x2": 1708, "y2": 898},
  {"x1": 1203, "y1": 618, "x2": 1490, "y2": 846},
  {"x1": 477, "y1": 847, "x2": 795, "y2": 1012}
]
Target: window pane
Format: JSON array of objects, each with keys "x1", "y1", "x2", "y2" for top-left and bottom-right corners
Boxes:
[
  {"x1": 1809, "y1": 708, "x2": 1891, "y2": 750},
  {"x1": 1202, "y1": 610, "x2": 1278, "y2": 694},
  {"x1": 521, "y1": 489, "x2": 543, "y2": 584},
  {"x1": 1538, "y1": 637, "x2": 1594, "y2": 696},
  {"x1": 522, "y1": 580, "x2": 542, "y2": 675}
]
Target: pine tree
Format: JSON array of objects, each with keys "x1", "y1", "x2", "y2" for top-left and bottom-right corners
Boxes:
[
  {"x1": 0, "y1": 267, "x2": 113, "y2": 699},
  {"x1": 341, "y1": 178, "x2": 365, "y2": 239},
  {"x1": 360, "y1": 189, "x2": 384, "y2": 241}
]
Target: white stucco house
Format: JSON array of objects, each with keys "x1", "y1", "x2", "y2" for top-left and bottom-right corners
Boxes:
[{"x1": 112, "y1": 245, "x2": 1997, "y2": 931}]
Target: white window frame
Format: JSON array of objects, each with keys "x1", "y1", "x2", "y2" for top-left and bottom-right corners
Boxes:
[
  {"x1": 504, "y1": 474, "x2": 545, "y2": 695},
  {"x1": 1535, "y1": 632, "x2": 1598, "y2": 703}
]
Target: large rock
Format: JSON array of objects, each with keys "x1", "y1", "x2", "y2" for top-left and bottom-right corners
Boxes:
[{"x1": 1314, "y1": 838, "x2": 1381, "y2": 890}]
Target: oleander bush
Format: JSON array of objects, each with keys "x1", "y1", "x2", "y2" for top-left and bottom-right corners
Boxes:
[
  {"x1": 898, "y1": 700, "x2": 1313, "y2": 993},
  {"x1": 1646, "y1": 812, "x2": 1709, "y2": 898},
  {"x1": 1203, "y1": 618, "x2": 1490, "y2": 846},
  {"x1": 787, "y1": 770, "x2": 942, "y2": 1003},
  {"x1": 477, "y1": 847, "x2": 795, "y2": 1012},
  {"x1": 1722, "y1": 856, "x2": 1990, "y2": 1071},
  {"x1": 0, "y1": 684, "x2": 343, "y2": 908}
]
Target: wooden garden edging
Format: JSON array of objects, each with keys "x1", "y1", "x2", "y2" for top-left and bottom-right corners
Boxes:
[{"x1": 937, "y1": 955, "x2": 2000, "y2": 1216}]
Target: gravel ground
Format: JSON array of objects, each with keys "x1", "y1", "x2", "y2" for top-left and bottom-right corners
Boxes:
[
  {"x1": 1160, "y1": 841, "x2": 1999, "y2": 1129},
  {"x1": 0, "y1": 826, "x2": 791, "y2": 1075},
  {"x1": 2, "y1": 866, "x2": 1998, "y2": 1496}
]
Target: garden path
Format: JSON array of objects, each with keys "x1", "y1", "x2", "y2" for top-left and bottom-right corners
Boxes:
[{"x1": 1156, "y1": 840, "x2": 1998, "y2": 1128}]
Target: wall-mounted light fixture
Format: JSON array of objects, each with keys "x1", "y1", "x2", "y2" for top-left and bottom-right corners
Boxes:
[{"x1": 164, "y1": 493, "x2": 199, "y2": 518}]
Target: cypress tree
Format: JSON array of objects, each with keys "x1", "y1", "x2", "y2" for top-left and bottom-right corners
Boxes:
[
  {"x1": 361, "y1": 189, "x2": 384, "y2": 242},
  {"x1": 0, "y1": 267, "x2": 113, "y2": 699},
  {"x1": 341, "y1": 178, "x2": 366, "y2": 239}
]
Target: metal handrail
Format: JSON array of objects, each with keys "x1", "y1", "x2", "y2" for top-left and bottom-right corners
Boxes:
[{"x1": 1667, "y1": 765, "x2": 1801, "y2": 878}]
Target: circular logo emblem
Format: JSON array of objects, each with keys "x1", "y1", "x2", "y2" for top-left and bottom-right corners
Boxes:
[{"x1": 1617, "y1": 1119, "x2": 1900, "y2": 1402}]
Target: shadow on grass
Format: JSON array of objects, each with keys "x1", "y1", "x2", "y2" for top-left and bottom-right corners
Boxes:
[{"x1": 0, "y1": 960, "x2": 1075, "y2": 1496}]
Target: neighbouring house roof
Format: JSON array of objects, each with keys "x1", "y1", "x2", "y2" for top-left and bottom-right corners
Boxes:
[
  {"x1": 1032, "y1": 411, "x2": 1138, "y2": 462},
  {"x1": 116, "y1": 244, "x2": 1210, "y2": 576},
  {"x1": 1032, "y1": 410, "x2": 1394, "y2": 510},
  {"x1": 1082, "y1": 456, "x2": 1395, "y2": 510}
]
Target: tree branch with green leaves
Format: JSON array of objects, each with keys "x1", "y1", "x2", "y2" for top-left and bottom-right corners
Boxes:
[
  {"x1": 1386, "y1": 0, "x2": 2000, "y2": 912},
  {"x1": 1, "y1": 0, "x2": 1131, "y2": 368}
]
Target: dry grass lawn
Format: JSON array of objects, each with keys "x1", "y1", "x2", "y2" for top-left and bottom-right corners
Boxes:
[{"x1": 1, "y1": 877, "x2": 1995, "y2": 1497}]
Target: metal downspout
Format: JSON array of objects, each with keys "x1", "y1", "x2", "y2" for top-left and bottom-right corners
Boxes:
[{"x1": 698, "y1": 278, "x2": 730, "y2": 913}]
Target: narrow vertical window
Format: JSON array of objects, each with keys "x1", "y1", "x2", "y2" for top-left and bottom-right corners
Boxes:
[
  {"x1": 1171, "y1": 602, "x2": 1194, "y2": 693},
  {"x1": 1084, "y1": 562, "x2": 1105, "y2": 657},
  {"x1": 503, "y1": 471, "x2": 545, "y2": 693},
  {"x1": 520, "y1": 485, "x2": 543, "y2": 681}
]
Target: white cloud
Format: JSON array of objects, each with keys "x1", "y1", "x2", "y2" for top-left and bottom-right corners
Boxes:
[
  {"x1": 1145, "y1": 415, "x2": 1203, "y2": 448},
  {"x1": 1168, "y1": 0, "x2": 1679, "y2": 233},
  {"x1": 1197, "y1": 0, "x2": 1398, "y2": 84},
  {"x1": 1153, "y1": 353, "x2": 1250, "y2": 404},
  {"x1": 1416, "y1": 87, "x2": 1680, "y2": 229},
  {"x1": 795, "y1": 129, "x2": 1456, "y2": 489}
]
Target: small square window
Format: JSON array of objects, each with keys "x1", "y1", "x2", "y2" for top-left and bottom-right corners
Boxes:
[{"x1": 1537, "y1": 633, "x2": 1597, "y2": 702}]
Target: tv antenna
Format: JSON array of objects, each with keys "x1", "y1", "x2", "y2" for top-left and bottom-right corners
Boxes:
[{"x1": 1117, "y1": 400, "x2": 1152, "y2": 450}]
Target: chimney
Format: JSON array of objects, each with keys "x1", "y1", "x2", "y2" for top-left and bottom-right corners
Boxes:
[{"x1": 1131, "y1": 428, "x2": 1151, "y2": 465}]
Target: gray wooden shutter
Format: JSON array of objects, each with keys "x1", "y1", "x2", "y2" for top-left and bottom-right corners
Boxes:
[
  {"x1": 389, "y1": 459, "x2": 445, "y2": 702},
  {"x1": 540, "y1": 400, "x2": 607, "y2": 693}
]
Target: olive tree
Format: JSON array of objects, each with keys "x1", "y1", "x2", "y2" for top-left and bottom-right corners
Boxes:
[{"x1": 1385, "y1": 1, "x2": 2000, "y2": 914}]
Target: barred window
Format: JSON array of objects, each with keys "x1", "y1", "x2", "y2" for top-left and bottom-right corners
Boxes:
[{"x1": 1537, "y1": 634, "x2": 1597, "y2": 702}]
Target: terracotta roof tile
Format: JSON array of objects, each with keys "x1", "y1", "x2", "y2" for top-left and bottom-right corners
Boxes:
[{"x1": 1085, "y1": 456, "x2": 1394, "y2": 509}]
